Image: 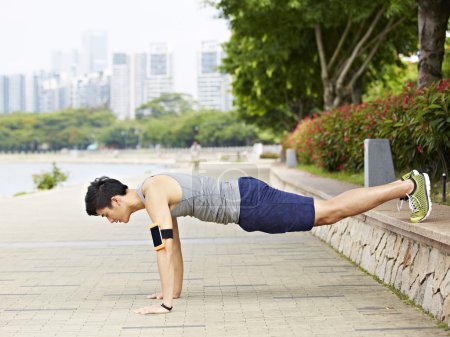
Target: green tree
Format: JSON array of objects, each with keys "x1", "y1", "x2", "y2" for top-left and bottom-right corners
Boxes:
[
  {"x1": 213, "y1": 0, "x2": 418, "y2": 132},
  {"x1": 136, "y1": 93, "x2": 196, "y2": 119}
]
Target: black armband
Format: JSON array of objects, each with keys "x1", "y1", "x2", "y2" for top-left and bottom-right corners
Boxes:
[{"x1": 148, "y1": 223, "x2": 173, "y2": 251}]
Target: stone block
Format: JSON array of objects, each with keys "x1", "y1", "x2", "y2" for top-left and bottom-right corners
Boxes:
[
  {"x1": 442, "y1": 296, "x2": 450, "y2": 322},
  {"x1": 401, "y1": 266, "x2": 412, "y2": 293},
  {"x1": 360, "y1": 245, "x2": 372, "y2": 271},
  {"x1": 385, "y1": 234, "x2": 397, "y2": 259},
  {"x1": 364, "y1": 138, "x2": 396, "y2": 187},
  {"x1": 440, "y1": 269, "x2": 450, "y2": 298},
  {"x1": 286, "y1": 148, "x2": 297, "y2": 168},
  {"x1": 430, "y1": 292, "x2": 444, "y2": 318},
  {"x1": 384, "y1": 259, "x2": 395, "y2": 284},
  {"x1": 410, "y1": 247, "x2": 431, "y2": 284},
  {"x1": 423, "y1": 277, "x2": 435, "y2": 311},
  {"x1": 375, "y1": 233, "x2": 388, "y2": 261},
  {"x1": 403, "y1": 242, "x2": 419, "y2": 268},
  {"x1": 391, "y1": 239, "x2": 410, "y2": 284},
  {"x1": 410, "y1": 277, "x2": 423, "y2": 303},
  {"x1": 375, "y1": 256, "x2": 387, "y2": 280}
]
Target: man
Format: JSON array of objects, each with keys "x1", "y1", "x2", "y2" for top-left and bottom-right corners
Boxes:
[{"x1": 84, "y1": 169, "x2": 431, "y2": 314}]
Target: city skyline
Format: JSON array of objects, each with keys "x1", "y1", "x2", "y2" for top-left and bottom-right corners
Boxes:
[{"x1": 0, "y1": 0, "x2": 230, "y2": 98}]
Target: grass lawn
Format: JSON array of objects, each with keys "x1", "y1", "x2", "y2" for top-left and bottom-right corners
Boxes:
[{"x1": 296, "y1": 164, "x2": 449, "y2": 206}]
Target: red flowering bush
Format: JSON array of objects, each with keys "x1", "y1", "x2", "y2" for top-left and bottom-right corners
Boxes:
[{"x1": 288, "y1": 79, "x2": 450, "y2": 178}]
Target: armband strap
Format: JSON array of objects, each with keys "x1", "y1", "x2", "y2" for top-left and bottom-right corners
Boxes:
[
  {"x1": 148, "y1": 223, "x2": 173, "y2": 251},
  {"x1": 161, "y1": 229, "x2": 173, "y2": 239},
  {"x1": 161, "y1": 303, "x2": 173, "y2": 311}
]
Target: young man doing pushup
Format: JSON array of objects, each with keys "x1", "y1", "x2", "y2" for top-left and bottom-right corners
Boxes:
[{"x1": 84, "y1": 169, "x2": 431, "y2": 314}]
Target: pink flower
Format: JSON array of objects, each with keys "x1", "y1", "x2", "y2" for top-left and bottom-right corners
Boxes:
[{"x1": 418, "y1": 144, "x2": 423, "y2": 153}]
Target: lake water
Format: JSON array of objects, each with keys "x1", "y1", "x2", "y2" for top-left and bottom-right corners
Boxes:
[{"x1": 0, "y1": 162, "x2": 167, "y2": 197}]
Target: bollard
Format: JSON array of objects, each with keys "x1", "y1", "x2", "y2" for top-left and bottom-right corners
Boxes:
[
  {"x1": 286, "y1": 148, "x2": 297, "y2": 168},
  {"x1": 443, "y1": 173, "x2": 447, "y2": 203}
]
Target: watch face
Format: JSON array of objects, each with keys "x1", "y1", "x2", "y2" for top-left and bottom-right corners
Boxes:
[{"x1": 150, "y1": 225, "x2": 163, "y2": 248}]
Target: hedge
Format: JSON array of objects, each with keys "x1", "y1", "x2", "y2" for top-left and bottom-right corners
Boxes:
[{"x1": 287, "y1": 79, "x2": 450, "y2": 180}]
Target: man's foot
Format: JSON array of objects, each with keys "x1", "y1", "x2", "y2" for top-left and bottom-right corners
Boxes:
[
  {"x1": 399, "y1": 170, "x2": 419, "y2": 201},
  {"x1": 407, "y1": 172, "x2": 432, "y2": 223}
]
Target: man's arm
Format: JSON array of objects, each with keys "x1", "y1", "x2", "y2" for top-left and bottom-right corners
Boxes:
[
  {"x1": 147, "y1": 217, "x2": 184, "y2": 299},
  {"x1": 134, "y1": 177, "x2": 177, "y2": 314}
]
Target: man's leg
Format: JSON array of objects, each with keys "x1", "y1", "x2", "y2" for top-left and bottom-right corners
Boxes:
[{"x1": 314, "y1": 179, "x2": 414, "y2": 226}]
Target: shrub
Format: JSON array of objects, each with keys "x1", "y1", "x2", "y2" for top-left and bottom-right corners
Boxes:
[
  {"x1": 32, "y1": 162, "x2": 68, "y2": 190},
  {"x1": 288, "y1": 79, "x2": 450, "y2": 179}
]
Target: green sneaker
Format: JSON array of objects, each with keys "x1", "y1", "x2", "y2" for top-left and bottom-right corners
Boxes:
[
  {"x1": 401, "y1": 169, "x2": 419, "y2": 181},
  {"x1": 399, "y1": 170, "x2": 419, "y2": 201},
  {"x1": 407, "y1": 173, "x2": 432, "y2": 223}
]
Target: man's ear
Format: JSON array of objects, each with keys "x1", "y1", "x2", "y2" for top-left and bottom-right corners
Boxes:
[{"x1": 111, "y1": 195, "x2": 121, "y2": 206}]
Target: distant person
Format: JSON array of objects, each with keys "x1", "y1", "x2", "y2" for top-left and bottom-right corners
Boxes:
[
  {"x1": 190, "y1": 140, "x2": 201, "y2": 162},
  {"x1": 84, "y1": 169, "x2": 431, "y2": 314}
]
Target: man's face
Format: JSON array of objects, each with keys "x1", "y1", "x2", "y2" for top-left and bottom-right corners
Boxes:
[{"x1": 96, "y1": 196, "x2": 130, "y2": 223}]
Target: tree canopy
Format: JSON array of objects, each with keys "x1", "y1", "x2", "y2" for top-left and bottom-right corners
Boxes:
[{"x1": 213, "y1": 0, "x2": 418, "y2": 132}]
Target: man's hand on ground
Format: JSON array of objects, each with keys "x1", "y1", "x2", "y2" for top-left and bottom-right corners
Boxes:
[
  {"x1": 147, "y1": 292, "x2": 163, "y2": 299},
  {"x1": 134, "y1": 305, "x2": 171, "y2": 315},
  {"x1": 147, "y1": 292, "x2": 180, "y2": 299}
]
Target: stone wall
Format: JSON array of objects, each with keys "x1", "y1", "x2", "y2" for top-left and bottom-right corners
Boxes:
[{"x1": 270, "y1": 169, "x2": 450, "y2": 324}]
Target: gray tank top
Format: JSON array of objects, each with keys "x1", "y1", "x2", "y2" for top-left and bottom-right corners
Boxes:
[{"x1": 136, "y1": 173, "x2": 241, "y2": 224}]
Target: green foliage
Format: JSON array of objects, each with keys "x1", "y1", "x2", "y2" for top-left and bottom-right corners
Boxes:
[
  {"x1": 363, "y1": 60, "x2": 418, "y2": 101},
  {"x1": 140, "y1": 110, "x2": 265, "y2": 147},
  {"x1": 288, "y1": 79, "x2": 450, "y2": 179},
  {"x1": 136, "y1": 93, "x2": 196, "y2": 119},
  {"x1": 0, "y1": 103, "x2": 277, "y2": 151},
  {"x1": 0, "y1": 109, "x2": 115, "y2": 151},
  {"x1": 98, "y1": 123, "x2": 140, "y2": 149},
  {"x1": 32, "y1": 162, "x2": 68, "y2": 190},
  {"x1": 214, "y1": 0, "x2": 417, "y2": 133}
]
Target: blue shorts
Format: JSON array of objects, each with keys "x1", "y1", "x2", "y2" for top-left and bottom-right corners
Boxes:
[{"x1": 237, "y1": 177, "x2": 315, "y2": 234}]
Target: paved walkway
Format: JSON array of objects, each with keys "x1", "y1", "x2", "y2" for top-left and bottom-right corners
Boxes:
[{"x1": 0, "y1": 164, "x2": 447, "y2": 337}]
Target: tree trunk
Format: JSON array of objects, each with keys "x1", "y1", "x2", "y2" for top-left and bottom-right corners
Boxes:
[{"x1": 417, "y1": 0, "x2": 450, "y2": 88}]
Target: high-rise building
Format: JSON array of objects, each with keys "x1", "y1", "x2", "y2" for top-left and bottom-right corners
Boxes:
[
  {"x1": 146, "y1": 43, "x2": 173, "y2": 100},
  {"x1": 0, "y1": 76, "x2": 9, "y2": 114},
  {"x1": 38, "y1": 73, "x2": 71, "y2": 113},
  {"x1": 111, "y1": 53, "x2": 132, "y2": 120},
  {"x1": 197, "y1": 41, "x2": 233, "y2": 111},
  {"x1": 71, "y1": 72, "x2": 110, "y2": 109},
  {"x1": 8, "y1": 74, "x2": 26, "y2": 112},
  {"x1": 82, "y1": 31, "x2": 108, "y2": 73},
  {"x1": 51, "y1": 49, "x2": 81, "y2": 77},
  {"x1": 134, "y1": 53, "x2": 148, "y2": 109}
]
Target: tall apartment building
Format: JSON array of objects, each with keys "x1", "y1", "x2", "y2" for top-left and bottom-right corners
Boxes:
[
  {"x1": 111, "y1": 53, "x2": 132, "y2": 120},
  {"x1": 8, "y1": 74, "x2": 26, "y2": 112},
  {"x1": 82, "y1": 31, "x2": 108, "y2": 74},
  {"x1": 134, "y1": 53, "x2": 148, "y2": 109},
  {"x1": 0, "y1": 76, "x2": 9, "y2": 114},
  {"x1": 71, "y1": 72, "x2": 110, "y2": 109},
  {"x1": 38, "y1": 73, "x2": 71, "y2": 113},
  {"x1": 146, "y1": 43, "x2": 173, "y2": 100},
  {"x1": 197, "y1": 41, "x2": 233, "y2": 111},
  {"x1": 51, "y1": 49, "x2": 81, "y2": 77}
]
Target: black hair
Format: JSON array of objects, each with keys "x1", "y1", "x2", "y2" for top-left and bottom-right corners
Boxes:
[{"x1": 85, "y1": 176, "x2": 128, "y2": 216}]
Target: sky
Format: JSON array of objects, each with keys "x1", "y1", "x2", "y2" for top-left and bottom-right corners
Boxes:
[{"x1": 0, "y1": 0, "x2": 231, "y2": 97}]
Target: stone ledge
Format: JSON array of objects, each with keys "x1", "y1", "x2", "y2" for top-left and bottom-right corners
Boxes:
[
  {"x1": 270, "y1": 163, "x2": 450, "y2": 323},
  {"x1": 270, "y1": 163, "x2": 450, "y2": 252}
]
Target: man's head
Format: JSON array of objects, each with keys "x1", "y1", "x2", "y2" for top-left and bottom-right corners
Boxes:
[{"x1": 85, "y1": 177, "x2": 131, "y2": 223}]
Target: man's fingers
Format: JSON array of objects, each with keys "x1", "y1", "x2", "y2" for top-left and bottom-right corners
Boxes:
[
  {"x1": 146, "y1": 293, "x2": 163, "y2": 299},
  {"x1": 134, "y1": 305, "x2": 170, "y2": 315}
]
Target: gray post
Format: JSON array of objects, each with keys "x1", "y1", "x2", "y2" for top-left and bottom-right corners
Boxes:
[
  {"x1": 286, "y1": 148, "x2": 298, "y2": 168},
  {"x1": 364, "y1": 139, "x2": 396, "y2": 187}
]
